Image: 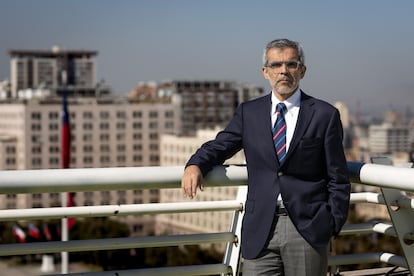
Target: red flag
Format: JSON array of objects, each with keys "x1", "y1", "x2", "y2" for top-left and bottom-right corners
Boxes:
[
  {"x1": 43, "y1": 224, "x2": 52, "y2": 241},
  {"x1": 67, "y1": 192, "x2": 76, "y2": 229},
  {"x1": 12, "y1": 224, "x2": 26, "y2": 243},
  {"x1": 61, "y1": 91, "x2": 71, "y2": 169},
  {"x1": 61, "y1": 92, "x2": 75, "y2": 229},
  {"x1": 28, "y1": 223, "x2": 41, "y2": 239}
]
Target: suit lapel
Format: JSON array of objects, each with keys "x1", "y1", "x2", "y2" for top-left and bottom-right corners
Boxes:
[
  {"x1": 258, "y1": 94, "x2": 280, "y2": 168},
  {"x1": 284, "y1": 91, "x2": 315, "y2": 161}
]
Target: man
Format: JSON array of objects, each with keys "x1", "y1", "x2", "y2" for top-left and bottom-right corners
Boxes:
[{"x1": 182, "y1": 38, "x2": 350, "y2": 275}]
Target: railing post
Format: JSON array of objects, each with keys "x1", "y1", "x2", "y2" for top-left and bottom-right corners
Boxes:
[
  {"x1": 222, "y1": 186, "x2": 247, "y2": 276},
  {"x1": 368, "y1": 159, "x2": 413, "y2": 273},
  {"x1": 380, "y1": 187, "x2": 412, "y2": 273}
]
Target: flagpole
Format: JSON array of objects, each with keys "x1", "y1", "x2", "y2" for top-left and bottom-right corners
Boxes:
[
  {"x1": 61, "y1": 194, "x2": 69, "y2": 274},
  {"x1": 61, "y1": 70, "x2": 70, "y2": 274}
]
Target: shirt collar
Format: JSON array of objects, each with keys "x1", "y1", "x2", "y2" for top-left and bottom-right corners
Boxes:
[{"x1": 271, "y1": 88, "x2": 301, "y2": 114}]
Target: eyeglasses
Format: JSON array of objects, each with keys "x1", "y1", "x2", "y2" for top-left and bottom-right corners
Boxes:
[{"x1": 266, "y1": 61, "x2": 301, "y2": 70}]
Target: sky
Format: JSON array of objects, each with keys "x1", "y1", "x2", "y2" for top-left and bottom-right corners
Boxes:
[{"x1": 1, "y1": 0, "x2": 414, "y2": 117}]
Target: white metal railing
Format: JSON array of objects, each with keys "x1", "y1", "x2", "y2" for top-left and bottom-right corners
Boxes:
[{"x1": 0, "y1": 162, "x2": 413, "y2": 275}]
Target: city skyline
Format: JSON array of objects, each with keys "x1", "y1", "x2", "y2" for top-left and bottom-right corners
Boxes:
[{"x1": 1, "y1": 0, "x2": 414, "y2": 116}]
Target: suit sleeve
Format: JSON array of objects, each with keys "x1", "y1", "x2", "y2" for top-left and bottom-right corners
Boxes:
[
  {"x1": 186, "y1": 104, "x2": 244, "y2": 176},
  {"x1": 325, "y1": 109, "x2": 351, "y2": 235}
]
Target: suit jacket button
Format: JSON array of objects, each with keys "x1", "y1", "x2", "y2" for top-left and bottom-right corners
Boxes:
[{"x1": 278, "y1": 172, "x2": 283, "y2": 177}]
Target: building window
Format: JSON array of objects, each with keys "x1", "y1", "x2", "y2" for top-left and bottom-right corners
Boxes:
[
  {"x1": 117, "y1": 156, "x2": 126, "y2": 163},
  {"x1": 165, "y1": 121, "x2": 174, "y2": 128},
  {"x1": 133, "y1": 144, "x2": 142, "y2": 151},
  {"x1": 100, "y1": 134, "x2": 110, "y2": 141},
  {"x1": 31, "y1": 112, "x2": 41, "y2": 120},
  {"x1": 100, "y1": 123, "x2": 109, "y2": 130},
  {"x1": 133, "y1": 122, "x2": 142, "y2": 129},
  {"x1": 133, "y1": 133, "x2": 142, "y2": 139},
  {"x1": 83, "y1": 112, "x2": 93, "y2": 119},
  {"x1": 49, "y1": 112, "x2": 59, "y2": 120},
  {"x1": 133, "y1": 111, "x2": 142, "y2": 118},
  {"x1": 165, "y1": 111, "x2": 174, "y2": 118},
  {"x1": 100, "y1": 156, "x2": 111, "y2": 163},
  {"x1": 100, "y1": 111, "x2": 109, "y2": 119},
  {"x1": 49, "y1": 135, "x2": 59, "y2": 143},
  {"x1": 83, "y1": 123, "x2": 93, "y2": 130},
  {"x1": 83, "y1": 156, "x2": 93, "y2": 164},
  {"x1": 150, "y1": 155, "x2": 159, "y2": 162},
  {"x1": 116, "y1": 122, "x2": 125, "y2": 129},
  {"x1": 83, "y1": 134, "x2": 93, "y2": 141},
  {"x1": 49, "y1": 146, "x2": 59, "y2": 153},
  {"x1": 6, "y1": 158, "x2": 16, "y2": 165},
  {"x1": 31, "y1": 124, "x2": 41, "y2": 131},
  {"x1": 116, "y1": 111, "x2": 126, "y2": 119},
  {"x1": 100, "y1": 145, "x2": 110, "y2": 152},
  {"x1": 32, "y1": 147, "x2": 41, "y2": 154},
  {"x1": 49, "y1": 123, "x2": 59, "y2": 131},
  {"x1": 149, "y1": 111, "x2": 158, "y2": 118},
  {"x1": 49, "y1": 157, "x2": 60, "y2": 165},
  {"x1": 6, "y1": 146, "x2": 16, "y2": 154}
]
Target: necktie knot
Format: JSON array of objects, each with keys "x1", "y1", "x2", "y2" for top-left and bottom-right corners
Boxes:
[{"x1": 276, "y1": 102, "x2": 286, "y2": 114}]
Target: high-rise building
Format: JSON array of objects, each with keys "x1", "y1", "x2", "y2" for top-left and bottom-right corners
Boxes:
[
  {"x1": 369, "y1": 123, "x2": 410, "y2": 155},
  {"x1": 333, "y1": 101, "x2": 350, "y2": 129},
  {"x1": 159, "y1": 80, "x2": 264, "y2": 135}
]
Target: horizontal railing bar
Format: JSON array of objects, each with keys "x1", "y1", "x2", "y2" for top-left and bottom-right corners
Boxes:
[
  {"x1": 46, "y1": 264, "x2": 231, "y2": 276},
  {"x1": 350, "y1": 192, "x2": 384, "y2": 204},
  {"x1": 358, "y1": 163, "x2": 414, "y2": 192},
  {"x1": 0, "y1": 163, "x2": 413, "y2": 194},
  {"x1": 350, "y1": 192, "x2": 414, "y2": 210},
  {"x1": 328, "y1": 252, "x2": 408, "y2": 268},
  {"x1": 340, "y1": 222, "x2": 396, "y2": 237},
  {"x1": 2, "y1": 192, "x2": 405, "y2": 222},
  {"x1": 0, "y1": 165, "x2": 248, "y2": 194},
  {"x1": 0, "y1": 232, "x2": 236, "y2": 256},
  {"x1": 0, "y1": 200, "x2": 243, "y2": 221}
]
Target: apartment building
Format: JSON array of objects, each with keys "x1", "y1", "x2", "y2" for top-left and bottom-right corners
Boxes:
[{"x1": 0, "y1": 96, "x2": 177, "y2": 236}]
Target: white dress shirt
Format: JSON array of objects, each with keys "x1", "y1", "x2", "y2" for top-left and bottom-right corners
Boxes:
[{"x1": 271, "y1": 89, "x2": 301, "y2": 207}]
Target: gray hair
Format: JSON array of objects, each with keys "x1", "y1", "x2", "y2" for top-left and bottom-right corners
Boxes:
[{"x1": 262, "y1": 38, "x2": 305, "y2": 66}]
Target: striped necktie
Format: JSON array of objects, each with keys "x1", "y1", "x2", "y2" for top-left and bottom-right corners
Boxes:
[{"x1": 272, "y1": 103, "x2": 287, "y2": 163}]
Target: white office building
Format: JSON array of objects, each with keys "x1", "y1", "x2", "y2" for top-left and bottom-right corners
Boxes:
[{"x1": 158, "y1": 128, "x2": 245, "y2": 241}]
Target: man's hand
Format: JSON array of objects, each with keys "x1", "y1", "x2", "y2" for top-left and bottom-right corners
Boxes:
[{"x1": 181, "y1": 165, "x2": 204, "y2": 199}]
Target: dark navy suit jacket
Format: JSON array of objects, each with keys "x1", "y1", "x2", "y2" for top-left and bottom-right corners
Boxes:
[{"x1": 186, "y1": 91, "x2": 350, "y2": 259}]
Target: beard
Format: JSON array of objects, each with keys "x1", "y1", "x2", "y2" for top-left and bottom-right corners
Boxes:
[
  {"x1": 275, "y1": 85, "x2": 297, "y2": 95},
  {"x1": 270, "y1": 78, "x2": 300, "y2": 95}
]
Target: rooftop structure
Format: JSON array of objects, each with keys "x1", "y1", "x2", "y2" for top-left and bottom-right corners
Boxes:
[{"x1": 8, "y1": 46, "x2": 108, "y2": 98}]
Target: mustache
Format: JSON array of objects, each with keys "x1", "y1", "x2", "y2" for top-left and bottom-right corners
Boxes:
[{"x1": 277, "y1": 77, "x2": 292, "y2": 82}]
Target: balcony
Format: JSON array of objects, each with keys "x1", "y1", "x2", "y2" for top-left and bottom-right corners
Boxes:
[{"x1": 0, "y1": 162, "x2": 413, "y2": 275}]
